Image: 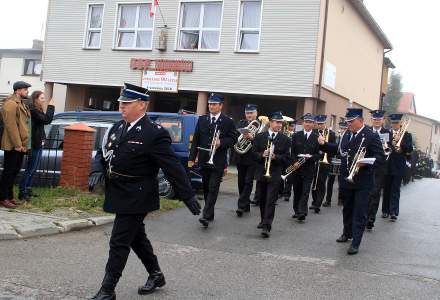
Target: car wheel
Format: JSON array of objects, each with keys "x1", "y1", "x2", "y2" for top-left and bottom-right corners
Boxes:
[{"x1": 159, "y1": 176, "x2": 175, "y2": 199}]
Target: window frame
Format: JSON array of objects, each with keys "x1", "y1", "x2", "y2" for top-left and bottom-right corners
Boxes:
[
  {"x1": 83, "y1": 3, "x2": 105, "y2": 49},
  {"x1": 23, "y1": 59, "x2": 42, "y2": 76},
  {"x1": 113, "y1": 2, "x2": 156, "y2": 51},
  {"x1": 175, "y1": 0, "x2": 224, "y2": 52},
  {"x1": 234, "y1": 0, "x2": 263, "y2": 53}
]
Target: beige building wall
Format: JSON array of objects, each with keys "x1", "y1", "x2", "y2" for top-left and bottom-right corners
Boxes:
[
  {"x1": 408, "y1": 113, "x2": 440, "y2": 162},
  {"x1": 320, "y1": 0, "x2": 384, "y2": 110},
  {"x1": 0, "y1": 57, "x2": 44, "y2": 95}
]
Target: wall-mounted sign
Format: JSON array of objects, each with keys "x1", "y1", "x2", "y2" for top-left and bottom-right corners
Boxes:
[
  {"x1": 141, "y1": 71, "x2": 179, "y2": 93},
  {"x1": 323, "y1": 62, "x2": 337, "y2": 90},
  {"x1": 131, "y1": 58, "x2": 193, "y2": 72}
]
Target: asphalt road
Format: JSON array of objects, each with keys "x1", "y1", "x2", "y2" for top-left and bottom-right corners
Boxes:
[{"x1": 1, "y1": 178, "x2": 439, "y2": 300}]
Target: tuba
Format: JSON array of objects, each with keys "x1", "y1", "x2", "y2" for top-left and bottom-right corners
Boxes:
[{"x1": 234, "y1": 120, "x2": 261, "y2": 154}]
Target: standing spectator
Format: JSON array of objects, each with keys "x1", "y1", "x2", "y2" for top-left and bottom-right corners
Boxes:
[
  {"x1": 18, "y1": 91, "x2": 55, "y2": 201},
  {"x1": 0, "y1": 81, "x2": 31, "y2": 208}
]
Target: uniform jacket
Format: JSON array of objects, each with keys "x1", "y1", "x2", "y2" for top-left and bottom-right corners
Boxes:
[
  {"x1": 372, "y1": 127, "x2": 392, "y2": 175},
  {"x1": 388, "y1": 131, "x2": 413, "y2": 175},
  {"x1": 290, "y1": 130, "x2": 321, "y2": 177},
  {"x1": 1, "y1": 94, "x2": 31, "y2": 151},
  {"x1": 235, "y1": 119, "x2": 258, "y2": 165},
  {"x1": 252, "y1": 131, "x2": 291, "y2": 182},
  {"x1": 320, "y1": 126, "x2": 384, "y2": 190},
  {"x1": 91, "y1": 115, "x2": 195, "y2": 214},
  {"x1": 189, "y1": 113, "x2": 238, "y2": 170},
  {"x1": 29, "y1": 104, "x2": 55, "y2": 149}
]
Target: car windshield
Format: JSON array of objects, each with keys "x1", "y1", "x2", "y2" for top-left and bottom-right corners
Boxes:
[
  {"x1": 44, "y1": 120, "x2": 113, "y2": 150},
  {"x1": 150, "y1": 117, "x2": 183, "y2": 143}
]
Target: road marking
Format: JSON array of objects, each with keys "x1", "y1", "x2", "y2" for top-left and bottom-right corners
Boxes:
[{"x1": 256, "y1": 252, "x2": 337, "y2": 266}]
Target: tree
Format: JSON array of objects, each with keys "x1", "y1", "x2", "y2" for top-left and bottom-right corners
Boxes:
[{"x1": 382, "y1": 71, "x2": 403, "y2": 114}]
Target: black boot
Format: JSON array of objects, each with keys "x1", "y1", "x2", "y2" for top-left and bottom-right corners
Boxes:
[
  {"x1": 138, "y1": 271, "x2": 166, "y2": 295},
  {"x1": 89, "y1": 273, "x2": 118, "y2": 300},
  {"x1": 18, "y1": 191, "x2": 31, "y2": 202}
]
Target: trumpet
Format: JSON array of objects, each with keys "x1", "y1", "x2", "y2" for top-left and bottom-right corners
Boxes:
[
  {"x1": 264, "y1": 139, "x2": 275, "y2": 178},
  {"x1": 234, "y1": 120, "x2": 261, "y2": 154},
  {"x1": 281, "y1": 157, "x2": 307, "y2": 181},
  {"x1": 197, "y1": 125, "x2": 220, "y2": 167},
  {"x1": 346, "y1": 137, "x2": 366, "y2": 183},
  {"x1": 318, "y1": 129, "x2": 330, "y2": 164}
]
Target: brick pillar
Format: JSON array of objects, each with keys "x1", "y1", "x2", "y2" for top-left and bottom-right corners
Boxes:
[{"x1": 60, "y1": 123, "x2": 96, "y2": 191}]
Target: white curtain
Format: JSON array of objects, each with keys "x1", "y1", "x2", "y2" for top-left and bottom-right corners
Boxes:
[
  {"x1": 138, "y1": 4, "x2": 153, "y2": 28},
  {"x1": 240, "y1": 32, "x2": 259, "y2": 50},
  {"x1": 136, "y1": 31, "x2": 152, "y2": 48},
  {"x1": 203, "y1": 3, "x2": 222, "y2": 28},
  {"x1": 88, "y1": 32, "x2": 101, "y2": 47},
  {"x1": 90, "y1": 5, "x2": 103, "y2": 28},
  {"x1": 242, "y1": 1, "x2": 261, "y2": 28},
  {"x1": 26, "y1": 61, "x2": 34, "y2": 75},
  {"x1": 118, "y1": 32, "x2": 134, "y2": 47},
  {"x1": 201, "y1": 31, "x2": 219, "y2": 49},
  {"x1": 182, "y1": 3, "x2": 201, "y2": 28},
  {"x1": 120, "y1": 5, "x2": 137, "y2": 28},
  {"x1": 180, "y1": 31, "x2": 199, "y2": 49}
]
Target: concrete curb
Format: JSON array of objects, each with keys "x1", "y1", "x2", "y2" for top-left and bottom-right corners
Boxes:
[
  {"x1": 0, "y1": 224, "x2": 21, "y2": 240},
  {"x1": 0, "y1": 215, "x2": 115, "y2": 241}
]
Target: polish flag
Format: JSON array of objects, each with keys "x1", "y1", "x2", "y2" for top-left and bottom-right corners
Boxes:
[{"x1": 149, "y1": 0, "x2": 158, "y2": 17}]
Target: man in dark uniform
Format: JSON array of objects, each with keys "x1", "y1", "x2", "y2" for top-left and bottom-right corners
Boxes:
[
  {"x1": 235, "y1": 104, "x2": 259, "y2": 217},
  {"x1": 188, "y1": 93, "x2": 238, "y2": 228},
  {"x1": 325, "y1": 120, "x2": 349, "y2": 207},
  {"x1": 290, "y1": 113, "x2": 321, "y2": 222},
  {"x1": 87, "y1": 83, "x2": 201, "y2": 300},
  {"x1": 366, "y1": 110, "x2": 392, "y2": 230},
  {"x1": 310, "y1": 115, "x2": 336, "y2": 213},
  {"x1": 281, "y1": 120, "x2": 296, "y2": 202},
  {"x1": 318, "y1": 108, "x2": 384, "y2": 255},
  {"x1": 252, "y1": 112, "x2": 291, "y2": 237},
  {"x1": 382, "y1": 113, "x2": 413, "y2": 221}
]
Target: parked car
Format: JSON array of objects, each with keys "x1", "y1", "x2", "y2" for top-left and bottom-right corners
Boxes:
[{"x1": 0, "y1": 111, "x2": 201, "y2": 198}]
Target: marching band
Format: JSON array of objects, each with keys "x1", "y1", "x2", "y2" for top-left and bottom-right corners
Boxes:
[{"x1": 188, "y1": 94, "x2": 413, "y2": 255}]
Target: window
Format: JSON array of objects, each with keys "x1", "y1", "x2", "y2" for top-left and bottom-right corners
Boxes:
[
  {"x1": 23, "y1": 59, "x2": 42, "y2": 76},
  {"x1": 237, "y1": 0, "x2": 262, "y2": 51},
  {"x1": 115, "y1": 3, "x2": 154, "y2": 49},
  {"x1": 177, "y1": 2, "x2": 223, "y2": 51},
  {"x1": 85, "y1": 4, "x2": 104, "y2": 48},
  {"x1": 151, "y1": 117, "x2": 183, "y2": 143}
]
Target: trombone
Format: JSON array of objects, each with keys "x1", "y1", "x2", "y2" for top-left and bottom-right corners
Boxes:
[
  {"x1": 346, "y1": 137, "x2": 366, "y2": 183},
  {"x1": 264, "y1": 139, "x2": 275, "y2": 178},
  {"x1": 197, "y1": 125, "x2": 220, "y2": 166},
  {"x1": 312, "y1": 128, "x2": 330, "y2": 190},
  {"x1": 387, "y1": 118, "x2": 411, "y2": 160}
]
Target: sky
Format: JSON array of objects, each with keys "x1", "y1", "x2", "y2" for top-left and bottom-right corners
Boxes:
[{"x1": 0, "y1": 0, "x2": 439, "y2": 120}]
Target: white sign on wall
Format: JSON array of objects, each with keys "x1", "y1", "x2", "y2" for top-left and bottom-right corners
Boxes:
[
  {"x1": 323, "y1": 62, "x2": 337, "y2": 90},
  {"x1": 141, "y1": 71, "x2": 179, "y2": 93}
]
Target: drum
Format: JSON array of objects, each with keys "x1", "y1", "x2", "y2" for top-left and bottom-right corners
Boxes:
[{"x1": 330, "y1": 158, "x2": 341, "y2": 176}]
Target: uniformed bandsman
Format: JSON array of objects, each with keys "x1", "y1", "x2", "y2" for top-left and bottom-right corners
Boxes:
[
  {"x1": 290, "y1": 113, "x2": 321, "y2": 222},
  {"x1": 281, "y1": 120, "x2": 296, "y2": 202},
  {"x1": 366, "y1": 110, "x2": 392, "y2": 230},
  {"x1": 87, "y1": 83, "x2": 201, "y2": 300},
  {"x1": 318, "y1": 108, "x2": 384, "y2": 255},
  {"x1": 382, "y1": 113, "x2": 413, "y2": 221},
  {"x1": 188, "y1": 93, "x2": 238, "y2": 228},
  {"x1": 252, "y1": 112, "x2": 291, "y2": 237},
  {"x1": 235, "y1": 104, "x2": 259, "y2": 217},
  {"x1": 310, "y1": 115, "x2": 336, "y2": 213}
]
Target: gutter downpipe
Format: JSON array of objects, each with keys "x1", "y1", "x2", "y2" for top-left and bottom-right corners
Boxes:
[{"x1": 317, "y1": 0, "x2": 330, "y2": 112}]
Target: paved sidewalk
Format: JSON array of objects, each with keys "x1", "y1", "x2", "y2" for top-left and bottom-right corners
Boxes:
[{"x1": 0, "y1": 208, "x2": 114, "y2": 240}]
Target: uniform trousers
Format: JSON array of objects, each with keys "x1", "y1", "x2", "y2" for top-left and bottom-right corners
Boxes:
[
  {"x1": 326, "y1": 174, "x2": 336, "y2": 203},
  {"x1": 292, "y1": 174, "x2": 314, "y2": 217},
  {"x1": 237, "y1": 164, "x2": 255, "y2": 210},
  {"x1": 257, "y1": 179, "x2": 280, "y2": 230},
  {"x1": 201, "y1": 167, "x2": 223, "y2": 220},
  {"x1": 105, "y1": 214, "x2": 160, "y2": 280},
  {"x1": 367, "y1": 170, "x2": 386, "y2": 223},
  {"x1": 383, "y1": 175, "x2": 403, "y2": 216},
  {"x1": 311, "y1": 163, "x2": 331, "y2": 208},
  {"x1": 340, "y1": 188, "x2": 370, "y2": 248}
]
